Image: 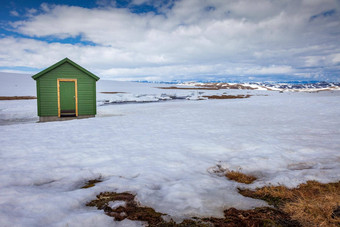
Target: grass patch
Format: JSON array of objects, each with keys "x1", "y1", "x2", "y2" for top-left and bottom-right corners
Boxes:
[
  {"x1": 157, "y1": 84, "x2": 256, "y2": 90},
  {"x1": 203, "y1": 207, "x2": 300, "y2": 227},
  {"x1": 86, "y1": 192, "x2": 167, "y2": 226},
  {"x1": 85, "y1": 173, "x2": 339, "y2": 226},
  {"x1": 81, "y1": 178, "x2": 103, "y2": 189},
  {"x1": 226, "y1": 171, "x2": 257, "y2": 184},
  {"x1": 157, "y1": 86, "x2": 219, "y2": 90},
  {"x1": 203, "y1": 94, "x2": 251, "y2": 99},
  {"x1": 239, "y1": 181, "x2": 340, "y2": 227},
  {"x1": 86, "y1": 191, "x2": 297, "y2": 226},
  {"x1": 0, "y1": 96, "x2": 36, "y2": 100},
  {"x1": 100, "y1": 92, "x2": 127, "y2": 94},
  {"x1": 83, "y1": 171, "x2": 340, "y2": 227},
  {"x1": 198, "y1": 84, "x2": 255, "y2": 90}
]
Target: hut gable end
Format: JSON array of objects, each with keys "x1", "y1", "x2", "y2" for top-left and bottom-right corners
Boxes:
[{"x1": 32, "y1": 58, "x2": 99, "y2": 81}]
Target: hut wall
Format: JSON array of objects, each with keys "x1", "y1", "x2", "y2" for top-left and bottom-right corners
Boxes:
[{"x1": 36, "y1": 62, "x2": 96, "y2": 116}]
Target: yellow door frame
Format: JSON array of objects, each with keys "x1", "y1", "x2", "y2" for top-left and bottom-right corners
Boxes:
[{"x1": 57, "y1": 78, "x2": 78, "y2": 117}]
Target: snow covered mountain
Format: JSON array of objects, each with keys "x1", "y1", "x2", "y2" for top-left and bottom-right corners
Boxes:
[{"x1": 179, "y1": 81, "x2": 340, "y2": 92}]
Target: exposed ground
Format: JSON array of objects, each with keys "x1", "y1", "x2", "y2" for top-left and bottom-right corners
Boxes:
[
  {"x1": 86, "y1": 192, "x2": 167, "y2": 226},
  {"x1": 157, "y1": 83, "x2": 256, "y2": 90},
  {"x1": 86, "y1": 190, "x2": 299, "y2": 227},
  {"x1": 239, "y1": 180, "x2": 340, "y2": 227},
  {"x1": 225, "y1": 170, "x2": 257, "y2": 184},
  {"x1": 226, "y1": 171, "x2": 340, "y2": 226},
  {"x1": 202, "y1": 95, "x2": 251, "y2": 99},
  {"x1": 81, "y1": 178, "x2": 103, "y2": 189},
  {"x1": 157, "y1": 86, "x2": 219, "y2": 90},
  {"x1": 195, "y1": 83, "x2": 256, "y2": 90},
  {"x1": 86, "y1": 172, "x2": 340, "y2": 226},
  {"x1": 100, "y1": 92, "x2": 127, "y2": 94},
  {"x1": 0, "y1": 96, "x2": 36, "y2": 100}
]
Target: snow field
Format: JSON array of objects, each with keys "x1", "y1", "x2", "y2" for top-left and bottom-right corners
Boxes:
[{"x1": 0, "y1": 73, "x2": 340, "y2": 226}]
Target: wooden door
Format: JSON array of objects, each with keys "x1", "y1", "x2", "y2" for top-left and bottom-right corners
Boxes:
[{"x1": 59, "y1": 81, "x2": 76, "y2": 116}]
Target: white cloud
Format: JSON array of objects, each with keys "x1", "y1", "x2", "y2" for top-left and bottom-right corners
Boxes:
[
  {"x1": 331, "y1": 54, "x2": 340, "y2": 64},
  {"x1": 26, "y1": 8, "x2": 38, "y2": 17},
  {"x1": 2, "y1": 0, "x2": 340, "y2": 81},
  {"x1": 10, "y1": 10, "x2": 19, "y2": 17},
  {"x1": 131, "y1": 0, "x2": 151, "y2": 5},
  {"x1": 40, "y1": 3, "x2": 52, "y2": 12},
  {"x1": 96, "y1": 0, "x2": 116, "y2": 7},
  {"x1": 245, "y1": 65, "x2": 294, "y2": 75}
]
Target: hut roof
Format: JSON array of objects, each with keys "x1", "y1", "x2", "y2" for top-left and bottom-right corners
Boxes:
[{"x1": 32, "y1": 58, "x2": 100, "y2": 81}]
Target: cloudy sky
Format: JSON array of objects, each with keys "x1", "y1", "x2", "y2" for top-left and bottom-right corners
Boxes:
[{"x1": 0, "y1": 0, "x2": 340, "y2": 81}]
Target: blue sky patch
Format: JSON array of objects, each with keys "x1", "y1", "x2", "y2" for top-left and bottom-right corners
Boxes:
[
  {"x1": 310, "y1": 9, "x2": 336, "y2": 21},
  {"x1": 0, "y1": 66, "x2": 38, "y2": 72}
]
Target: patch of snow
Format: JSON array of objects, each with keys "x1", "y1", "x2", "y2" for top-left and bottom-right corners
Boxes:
[
  {"x1": 0, "y1": 72, "x2": 35, "y2": 96},
  {"x1": 243, "y1": 83, "x2": 268, "y2": 90},
  {"x1": 108, "y1": 201, "x2": 127, "y2": 210},
  {"x1": 0, "y1": 100, "x2": 38, "y2": 125}
]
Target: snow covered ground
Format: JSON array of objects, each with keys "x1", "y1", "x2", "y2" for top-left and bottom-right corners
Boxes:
[{"x1": 0, "y1": 73, "x2": 340, "y2": 226}]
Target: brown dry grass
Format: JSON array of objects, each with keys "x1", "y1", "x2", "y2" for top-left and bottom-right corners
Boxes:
[
  {"x1": 0, "y1": 96, "x2": 36, "y2": 100},
  {"x1": 81, "y1": 179, "x2": 103, "y2": 189},
  {"x1": 197, "y1": 84, "x2": 256, "y2": 90},
  {"x1": 283, "y1": 181, "x2": 340, "y2": 227},
  {"x1": 157, "y1": 84, "x2": 256, "y2": 90},
  {"x1": 86, "y1": 192, "x2": 168, "y2": 226},
  {"x1": 240, "y1": 180, "x2": 340, "y2": 227},
  {"x1": 226, "y1": 171, "x2": 257, "y2": 184},
  {"x1": 100, "y1": 92, "x2": 126, "y2": 94},
  {"x1": 157, "y1": 86, "x2": 219, "y2": 90},
  {"x1": 84, "y1": 171, "x2": 339, "y2": 226},
  {"x1": 87, "y1": 191, "x2": 298, "y2": 226},
  {"x1": 203, "y1": 94, "x2": 251, "y2": 99}
]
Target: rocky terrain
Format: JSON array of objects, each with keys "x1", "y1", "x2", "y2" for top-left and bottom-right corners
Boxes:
[{"x1": 180, "y1": 81, "x2": 340, "y2": 92}]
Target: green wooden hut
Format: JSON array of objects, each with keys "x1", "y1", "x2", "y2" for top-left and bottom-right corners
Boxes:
[{"x1": 32, "y1": 58, "x2": 100, "y2": 121}]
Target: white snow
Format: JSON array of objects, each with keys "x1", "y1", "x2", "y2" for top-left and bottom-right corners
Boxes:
[
  {"x1": 108, "y1": 201, "x2": 127, "y2": 210},
  {"x1": 0, "y1": 73, "x2": 35, "y2": 96},
  {"x1": 0, "y1": 72, "x2": 340, "y2": 226},
  {"x1": 0, "y1": 100, "x2": 38, "y2": 125}
]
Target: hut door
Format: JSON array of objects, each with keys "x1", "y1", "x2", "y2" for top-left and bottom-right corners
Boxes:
[{"x1": 58, "y1": 79, "x2": 78, "y2": 117}]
